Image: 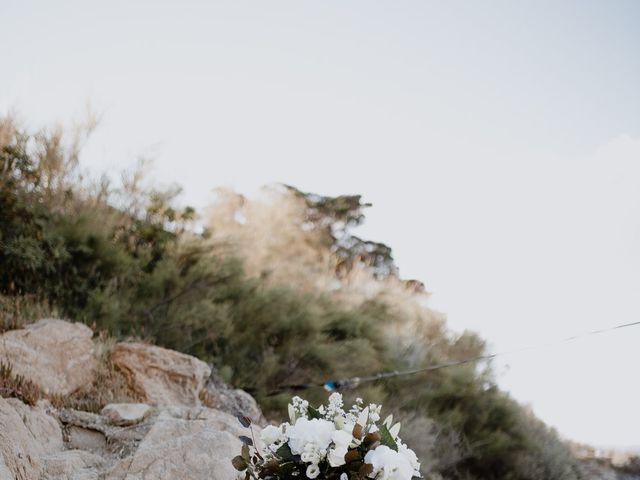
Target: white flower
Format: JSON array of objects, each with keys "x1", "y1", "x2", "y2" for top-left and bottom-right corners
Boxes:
[
  {"x1": 325, "y1": 392, "x2": 345, "y2": 419},
  {"x1": 306, "y1": 463, "x2": 320, "y2": 479},
  {"x1": 389, "y1": 422, "x2": 401, "y2": 439},
  {"x1": 260, "y1": 425, "x2": 284, "y2": 446},
  {"x1": 291, "y1": 396, "x2": 309, "y2": 419},
  {"x1": 383, "y1": 414, "x2": 393, "y2": 428},
  {"x1": 328, "y1": 392, "x2": 343, "y2": 409},
  {"x1": 328, "y1": 429, "x2": 353, "y2": 467},
  {"x1": 357, "y1": 406, "x2": 369, "y2": 427},
  {"x1": 368, "y1": 404, "x2": 382, "y2": 423},
  {"x1": 364, "y1": 445, "x2": 414, "y2": 480},
  {"x1": 287, "y1": 418, "x2": 335, "y2": 455},
  {"x1": 340, "y1": 474, "x2": 349, "y2": 480},
  {"x1": 301, "y1": 443, "x2": 321, "y2": 464},
  {"x1": 398, "y1": 442, "x2": 421, "y2": 476}
]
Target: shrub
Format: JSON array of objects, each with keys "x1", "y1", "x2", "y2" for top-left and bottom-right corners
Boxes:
[{"x1": 0, "y1": 361, "x2": 43, "y2": 406}]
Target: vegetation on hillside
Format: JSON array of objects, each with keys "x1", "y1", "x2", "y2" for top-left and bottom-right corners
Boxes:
[{"x1": 0, "y1": 116, "x2": 587, "y2": 480}]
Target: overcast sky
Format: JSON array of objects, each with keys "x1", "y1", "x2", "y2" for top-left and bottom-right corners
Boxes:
[{"x1": 2, "y1": 0, "x2": 639, "y2": 448}]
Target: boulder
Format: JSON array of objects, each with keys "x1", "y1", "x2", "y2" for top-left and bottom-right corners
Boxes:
[
  {"x1": 111, "y1": 343, "x2": 211, "y2": 406},
  {"x1": 101, "y1": 403, "x2": 152, "y2": 426},
  {"x1": 0, "y1": 319, "x2": 95, "y2": 395},
  {"x1": 204, "y1": 368, "x2": 266, "y2": 425},
  {"x1": 106, "y1": 409, "x2": 243, "y2": 480},
  {"x1": 0, "y1": 396, "x2": 44, "y2": 480}
]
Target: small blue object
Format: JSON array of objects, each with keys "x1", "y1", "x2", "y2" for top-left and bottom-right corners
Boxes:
[{"x1": 323, "y1": 381, "x2": 337, "y2": 391}]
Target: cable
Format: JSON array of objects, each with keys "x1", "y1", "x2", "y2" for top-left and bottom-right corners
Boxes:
[{"x1": 264, "y1": 319, "x2": 640, "y2": 396}]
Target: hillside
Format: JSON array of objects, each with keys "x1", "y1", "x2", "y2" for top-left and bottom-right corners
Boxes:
[{"x1": 1, "y1": 117, "x2": 638, "y2": 479}]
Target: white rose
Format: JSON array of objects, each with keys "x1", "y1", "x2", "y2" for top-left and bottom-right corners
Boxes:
[
  {"x1": 286, "y1": 418, "x2": 335, "y2": 455},
  {"x1": 398, "y1": 442, "x2": 421, "y2": 475},
  {"x1": 364, "y1": 445, "x2": 414, "y2": 480},
  {"x1": 328, "y1": 429, "x2": 353, "y2": 467}
]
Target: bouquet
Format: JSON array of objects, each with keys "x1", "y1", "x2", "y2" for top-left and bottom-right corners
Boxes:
[{"x1": 233, "y1": 393, "x2": 421, "y2": 480}]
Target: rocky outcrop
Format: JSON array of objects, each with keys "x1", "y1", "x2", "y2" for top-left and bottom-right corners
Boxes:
[
  {"x1": 42, "y1": 450, "x2": 105, "y2": 480},
  {"x1": 0, "y1": 396, "x2": 44, "y2": 480},
  {"x1": 1, "y1": 398, "x2": 247, "y2": 480},
  {"x1": 0, "y1": 319, "x2": 264, "y2": 479},
  {"x1": 106, "y1": 409, "x2": 243, "y2": 480},
  {"x1": 4, "y1": 398, "x2": 63, "y2": 455},
  {"x1": 0, "y1": 319, "x2": 95, "y2": 395},
  {"x1": 111, "y1": 342, "x2": 211, "y2": 406},
  {"x1": 203, "y1": 367, "x2": 266, "y2": 425}
]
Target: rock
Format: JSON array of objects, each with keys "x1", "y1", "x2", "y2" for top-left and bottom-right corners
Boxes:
[
  {"x1": 0, "y1": 319, "x2": 95, "y2": 395},
  {"x1": 0, "y1": 396, "x2": 44, "y2": 479},
  {"x1": 111, "y1": 343, "x2": 211, "y2": 406},
  {"x1": 106, "y1": 409, "x2": 243, "y2": 480},
  {"x1": 5, "y1": 397, "x2": 63, "y2": 454},
  {"x1": 101, "y1": 403, "x2": 152, "y2": 426},
  {"x1": 42, "y1": 450, "x2": 105, "y2": 480},
  {"x1": 204, "y1": 367, "x2": 266, "y2": 425},
  {"x1": 66, "y1": 426, "x2": 107, "y2": 453}
]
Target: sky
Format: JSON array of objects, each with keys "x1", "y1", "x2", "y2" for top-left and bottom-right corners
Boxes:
[{"x1": 1, "y1": 0, "x2": 639, "y2": 448}]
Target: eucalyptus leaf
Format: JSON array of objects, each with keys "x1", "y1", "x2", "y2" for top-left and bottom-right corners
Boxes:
[
  {"x1": 242, "y1": 444, "x2": 250, "y2": 461},
  {"x1": 232, "y1": 455, "x2": 247, "y2": 471},
  {"x1": 237, "y1": 415, "x2": 252, "y2": 428}
]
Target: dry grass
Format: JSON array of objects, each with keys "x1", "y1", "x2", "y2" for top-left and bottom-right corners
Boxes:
[
  {"x1": 204, "y1": 187, "x2": 477, "y2": 365},
  {"x1": 0, "y1": 295, "x2": 57, "y2": 334},
  {"x1": 50, "y1": 331, "x2": 140, "y2": 413},
  {"x1": 0, "y1": 361, "x2": 43, "y2": 406}
]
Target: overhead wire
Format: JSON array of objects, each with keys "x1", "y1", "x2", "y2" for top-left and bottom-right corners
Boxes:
[{"x1": 264, "y1": 319, "x2": 640, "y2": 396}]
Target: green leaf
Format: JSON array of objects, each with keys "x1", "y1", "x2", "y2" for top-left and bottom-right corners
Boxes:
[
  {"x1": 275, "y1": 443, "x2": 294, "y2": 462},
  {"x1": 307, "y1": 405, "x2": 322, "y2": 419},
  {"x1": 239, "y1": 435, "x2": 253, "y2": 446},
  {"x1": 378, "y1": 424, "x2": 398, "y2": 452}
]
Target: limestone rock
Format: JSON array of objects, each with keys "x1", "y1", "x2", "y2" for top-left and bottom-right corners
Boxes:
[
  {"x1": 106, "y1": 409, "x2": 243, "y2": 480},
  {"x1": 66, "y1": 426, "x2": 107, "y2": 453},
  {"x1": 101, "y1": 403, "x2": 152, "y2": 426},
  {"x1": 42, "y1": 449, "x2": 105, "y2": 480},
  {"x1": 0, "y1": 396, "x2": 44, "y2": 480},
  {"x1": 111, "y1": 343, "x2": 211, "y2": 406},
  {"x1": 6, "y1": 398, "x2": 63, "y2": 454},
  {"x1": 0, "y1": 319, "x2": 95, "y2": 395}
]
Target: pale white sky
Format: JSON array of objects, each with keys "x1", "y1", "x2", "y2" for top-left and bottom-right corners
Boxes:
[{"x1": 2, "y1": 0, "x2": 639, "y2": 447}]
